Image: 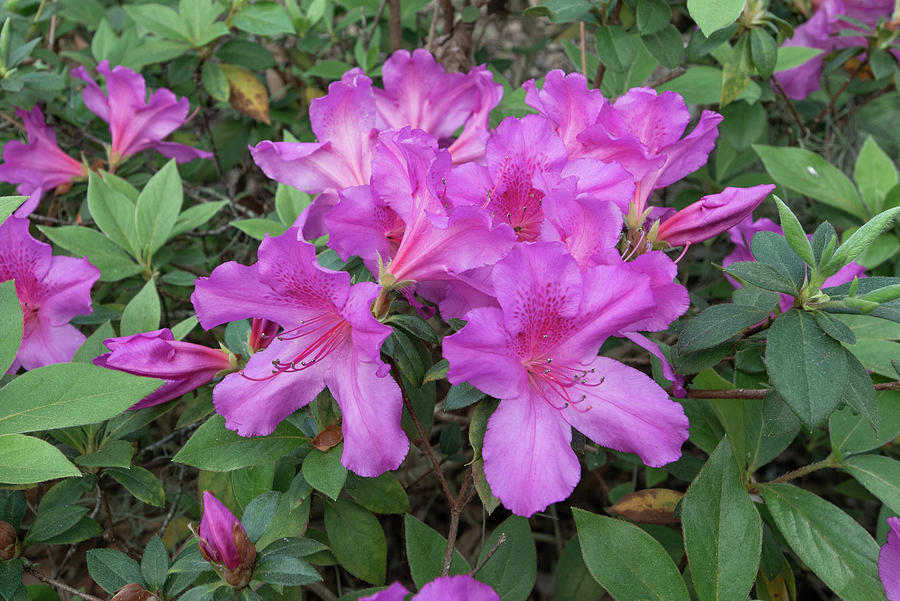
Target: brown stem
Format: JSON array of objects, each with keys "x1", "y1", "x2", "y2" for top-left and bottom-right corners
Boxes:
[
  {"x1": 771, "y1": 76, "x2": 809, "y2": 138},
  {"x1": 398, "y1": 379, "x2": 455, "y2": 503},
  {"x1": 388, "y1": 0, "x2": 403, "y2": 51},
  {"x1": 809, "y1": 57, "x2": 869, "y2": 130},
  {"x1": 24, "y1": 564, "x2": 106, "y2": 601},
  {"x1": 671, "y1": 380, "x2": 900, "y2": 399},
  {"x1": 364, "y1": 0, "x2": 389, "y2": 46},
  {"x1": 579, "y1": 22, "x2": 588, "y2": 78},
  {"x1": 441, "y1": 505, "x2": 462, "y2": 576},
  {"x1": 471, "y1": 533, "x2": 507, "y2": 576},
  {"x1": 440, "y1": 0, "x2": 454, "y2": 33}
]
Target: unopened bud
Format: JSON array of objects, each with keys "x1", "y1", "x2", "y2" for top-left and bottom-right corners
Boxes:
[
  {"x1": 223, "y1": 522, "x2": 257, "y2": 588},
  {"x1": 0, "y1": 521, "x2": 18, "y2": 560},
  {"x1": 111, "y1": 583, "x2": 158, "y2": 601}
]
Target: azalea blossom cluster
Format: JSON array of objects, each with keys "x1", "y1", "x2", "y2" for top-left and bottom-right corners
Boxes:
[
  {"x1": 0, "y1": 60, "x2": 210, "y2": 216},
  {"x1": 3, "y1": 50, "x2": 777, "y2": 518}
]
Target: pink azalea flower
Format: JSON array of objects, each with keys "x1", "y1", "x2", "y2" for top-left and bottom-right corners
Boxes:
[
  {"x1": 523, "y1": 70, "x2": 606, "y2": 156},
  {"x1": 361, "y1": 575, "x2": 499, "y2": 601},
  {"x1": 775, "y1": 0, "x2": 895, "y2": 100},
  {"x1": 443, "y1": 242, "x2": 689, "y2": 516},
  {"x1": 723, "y1": 215, "x2": 866, "y2": 311},
  {"x1": 0, "y1": 217, "x2": 99, "y2": 372},
  {"x1": 191, "y1": 230, "x2": 409, "y2": 477},
  {"x1": 94, "y1": 328, "x2": 233, "y2": 410},
  {"x1": 197, "y1": 491, "x2": 256, "y2": 587},
  {"x1": 880, "y1": 516, "x2": 900, "y2": 601},
  {"x1": 71, "y1": 60, "x2": 212, "y2": 169},
  {"x1": 0, "y1": 106, "x2": 88, "y2": 216}
]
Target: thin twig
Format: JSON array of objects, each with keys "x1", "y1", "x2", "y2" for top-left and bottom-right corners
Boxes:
[
  {"x1": 579, "y1": 22, "x2": 588, "y2": 78},
  {"x1": 671, "y1": 380, "x2": 900, "y2": 399},
  {"x1": 364, "y1": 0, "x2": 389, "y2": 46},
  {"x1": 139, "y1": 423, "x2": 202, "y2": 457},
  {"x1": 399, "y1": 388, "x2": 455, "y2": 502},
  {"x1": 24, "y1": 563, "x2": 106, "y2": 601},
  {"x1": 809, "y1": 57, "x2": 868, "y2": 130},
  {"x1": 471, "y1": 533, "x2": 507, "y2": 576},
  {"x1": 388, "y1": 0, "x2": 403, "y2": 51},
  {"x1": 771, "y1": 76, "x2": 809, "y2": 138}
]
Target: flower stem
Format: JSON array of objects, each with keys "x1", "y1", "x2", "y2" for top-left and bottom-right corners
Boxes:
[{"x1": 769, "y1": 455, "x2": 838, "y2": 484}]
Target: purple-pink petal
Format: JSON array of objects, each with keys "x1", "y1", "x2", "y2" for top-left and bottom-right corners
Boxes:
[
  {"x1": 880, "y1": 516, "x2": 900, "y2": 601},
  {"x1": 199, "y1": 491, "x2": 243, "y2": 570},
  {"x1": 656, "y1": 184, "x2": 775, "y2": 246},
  {"x1": 360, "y1": 582, "x2": 410, "y2": 601},
  {"x1": 523, "y1": 70, "x2": 606, "y2": 155},
  {"x1": 415, "y1": 575, "x2": 500, "y2": 601}
]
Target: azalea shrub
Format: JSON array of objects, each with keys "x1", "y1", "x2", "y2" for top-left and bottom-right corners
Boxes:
[{"x1": 3, "y1": 0, "x2": 900, "y2": 600}]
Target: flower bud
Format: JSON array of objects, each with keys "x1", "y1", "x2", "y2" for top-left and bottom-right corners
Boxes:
[
  {"x1": 111, "y1": 583, "x2": 158, "y2": 601},
  {"x1": 198, "y1": 492, "x2": 256, "y2": 588},
  {"x1": 0, "y1": 521, "x2": 18, "y2": 560}
]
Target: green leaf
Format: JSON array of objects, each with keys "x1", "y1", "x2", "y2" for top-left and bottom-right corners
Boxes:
[
  {"x1": 843, "y1": 454, "x2": 900, "y2": 516},
  {"x1": 231, "y1": 218, "x2": 289, "y2": 240},
  {"x1": 423, "y1": 359, "x2": 449, "y2": 384},
  {"x1": 773, "y1": 196, "x2": 815, "y2": 266},
  {"x1": 751, "y1": 231, "x2": 806, "y2": 293},
  {"x1": 444, "y1": 382, "x2": 486, "y2": 411},
  {"x1": 724, "y1": 261, "x2": 798, "y2": 295},
  {"x1": 107, "y1": 466, "x2": 165, "y2": 506},
  {"x1": 636, "y1": 0, "x2": 670, "y2": 34},
  {"x1": 681, "y1": 438, "x2": 761, "y2": 601},
  {"x1": 74, "y1": 439, "x2": 134, "y2": 468},
  {"x1": 171, "y1": 201, "x2": 228, "y2": 237},
  {"x1": 141, "y1": 536, "x2": 169, "y2": 592},
  {"x1": 0, "y1": 280, "x2": 22, "y2": 374},
  {"x1": 750, "y1": 27, "x2": 777, "y2": 79},
  {"x1": 814, "y1": 311, "x2": 856, "y2": 344},
  {"x1": 0, "y1": 364, "x2": 161, "y2": 435},
  {"x1": 811, "y1": 222, "x2": 838, "y2": 267},
  {"x1": 475, "y1": 516, "x2": 536, "y2": 601},
  {"x1": 825, "y1": 207, "x2": 900, "y2": 276},
  {"x1": 87, "y1": 173, "x2": 141, "y2": 260},
  {"x1": 174, "y1": 414, "x2": 306, "y2": 471},
  {"x1": 830, "y1": 390, "x2": 900, "y2": 454},
  {"x1": 275, "y1": 184, "x2": 311, "y2": 226},
  {"x1": 124, "y1": 4, "x2": 191, "y2": 41},
  {"x1": 24, "y1": 504, "x2": 88, "y2": 544},
  {"x1": 753, "y1": 145, "x2": 868, "y2": 220},
  {"x1": 347, "y1": 473, "x2": 409, "y2": 514},
  {"x1": 677, "y1": 303, "x2": 771, "y2": 354},
  {"x1": 594, "y1": 26, "x2": 634, "y2": 72},
  {"x1": 687, "y1": 0, "x2": 745, "y2": 36},
  {"x1": 657, "y1": 66, "x2": 761, "y2": 105},
  {"x1": 233, "y1": 2, "x2": 295, "y2": 35},
  {"x1": 760, "y1": 483, "x2": 886, "y2": 601},
  {"x1": 135, "y1": 160, "x2": 182, "y2": 259},
  {"x1": 241, "y1": 492, "x2": 279, "y2": 542},
  {"x1": 215, "y1": 40, "x2": 276, "y2": 70},
  {"x1": 324, "y1": 499, "x2": 386, "y2": 585},
  {"x1": 574, "y1": 509, "x2": 690, "y2": 601},
  {"x1": 0, "y1": 196, "x2": 26, "y2": 225},
  {"x1": 253, "y1": 553, "x2": 321, "y2": 586},
  {"x1": 642, "y1": 24, "x2": 683, "y2": 70},
  {"x1": 202, "y1": 62, "x2": 230, "y2": 103},
  {"x1": 172, "y1": 315, "x2": 199, "y2": 340},
  {"x1": 854, "y1": 136, "x2": 897, "y2": 215},
  {"x1": 766, "y1": 310, "x2": 847, "y2": 426},
  {"x1": 775, "y1": 46, "x2": 824, "y2": 72},
  {"x1": 38, "y1": 226, "x2": 143, "y2": 282},
  {"x1": 840, "y1": 349, "x2": 878, "y2": 431},
  {"x1": 301, "y1": 445, "x2": 347, "y2": 501},
  {"x1": 386, "y1": 314, "x2": 439, "y2": 345},
  {"x1": 86, "y1": 549, "x2": 144, "y2": 594},
  {"x1": 404, "y1": 514, "x2": 470, "y2": 589},
  {"x1": 122, "y1": 39, "x2": 193, "y2": 69},
  {"x1": 120, "y1": 280, "x2": 161, "y2": 336},
  {"x1": 554, "y1": 535, "x2": 606, "y2": 601},
  {"x1": 468, "y1": 398, "x2": 501, "y2": 513}
]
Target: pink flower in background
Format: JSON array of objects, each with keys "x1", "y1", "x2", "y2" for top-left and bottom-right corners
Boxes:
[
  {"x1": 191, "y1": 231, "x2": 409, "y2": 478},
  {"x1": 94, "y1": 328, "x2": 233, "y2": 410},
  {"x1": 197, "y1": 491, "x2": 256, "y2": 587},
  {"x1": 361, "y1": 575, "x2": 499, "y2": 601},
  {"x1": 880, "y1": 516, "x2": 900, "y2": 601},
  {"x1": 0, "y1": 106, "x2": 88, "y2": 216},
  {"x1": 71, "y1": 60, "x2": 212, "y2": 168},
  {"x1": 443, "y1": 242, "x2": 689, "y2": 516},
  {"x1": 0, "y1": 217, "x2": 99, "y2": 372},
  {"x1": 775, "y1": 0, "x2": 896, "y2": 99}
]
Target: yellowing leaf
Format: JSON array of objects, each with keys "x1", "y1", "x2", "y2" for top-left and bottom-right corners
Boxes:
[
  {"x1": 608, "y1": 488, "x2": 684, "y2": 524},
  {"x1": 220, "y1": 63, "x2": 270, "y2": 124}
]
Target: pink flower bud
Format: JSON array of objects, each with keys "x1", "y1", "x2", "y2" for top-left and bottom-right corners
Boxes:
[
  {"x1": 197, "y1": 492, "x2": 256, "y2": 588},
  {"x1": 655, "y1": 185, "x2": 774, "y2": 247}
]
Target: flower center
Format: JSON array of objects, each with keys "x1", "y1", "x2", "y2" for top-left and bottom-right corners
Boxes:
[
  {"x1": 524, "y1": 356, "x2": 603, "y2": 413},
  {"x1": 240, "y1": 313, "x2": 351, "y2": 381}
]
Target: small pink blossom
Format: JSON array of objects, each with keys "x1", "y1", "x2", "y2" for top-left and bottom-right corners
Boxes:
[
  {"x1": 94, "y1": 328, "x2": 233, "y2": 410},
  {"x1": 0, "y1": 106, "x2": 88, "y2": 216},
  {"x1": 361, "y1": 575, "x2": 499, "y2": 601},
  {"x1": 197, "y1": 491, "x2": 256, "y2": 587},
  {"x1": 655, "y1": 185, "x2": 775, "y2": 247},
  {"x1": 0, "y1": 217, "x2": 99, "y2": 372},
  {"x1": 71, "y1": 60, "x2": 212, "y2": 168}
]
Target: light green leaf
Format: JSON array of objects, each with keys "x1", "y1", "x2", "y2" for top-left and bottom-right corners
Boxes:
[
  {"x1": 688, "y1": 0, "x2": 745, "y2": 37},
  {"x1": 775, "y1": 46, "x2": 824, "y2": 72},
  {"x1": 87, "y1": 172, "x2": 141, "y2": 260},
  {"x1": 107, "y1": 466, "x2": 165, "y2": 506},
  {"x1": 475, "y1": 516, "x2": 536, "y2": 601},
  {"x1": 854, "y1": 136, "x2": 897, "y2": 215},
  {"x1": 38, "y1": 225, "x2": 143, "y2": 282},
  {"x1": 0, "y1": 196, "x2": 26, "y2": 225},
  {"x1": 0, "y1": 364, "x2": 161, "y2": 435},
  {"x1": 120, "y1": 280, "x2": 161, "y2": 336},
  {"x1": 324, "y1": 499, "x2": 386, "y2": 585},
  {"x1": 171, "y1": 201, "x2": 228, "y2": 237},
  {"x1": 0, "y1": 280, "x2": 23, "y2": 374},
  {"x1": 404, "y1": 514, "x2": 470, "y2": 589},
  {"x1": 843, "y1": 454, "x2": 900, "y2": 516},
  {"x1": 135, "y1": 160, "x2": 182, "y2": 259},
  {"x1": 0, "y1": 434, "x2": 80, "y2": 484},
  {"x1": 302, "y1": 445, "x2": 347, "y2": 501},
  {"x1": 773, "y1": 196, "x2": 815, "y2": 266}
]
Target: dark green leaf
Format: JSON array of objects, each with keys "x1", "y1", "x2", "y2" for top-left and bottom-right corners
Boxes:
[
  {"x1": 811, "y1": 222, "x2": 838, "y2": 267},
  {"x1": 750, "y1": 28, "x2": 777, "y2": 79},
  {"x1": 475, "y1": 516, "x2": 536, "y2": 601},
  {"x1": 444, "y1": 382, "x2": 486, "y2": 411},
  {"x1": 636, "y1": 0, "x2": 669, "y2": 35},
  {"x1": 830, "y1": 390, "x2": 900, "y2": 454},
  {"x1": 724, "y1": 261, "x2": 798, "y2": 295},
  {"x1": 574, "y1": 509, "x2": 690, "y2": 601},
  {"x1": 594, "y1": 26, "x2": 634, "y2": 72},
  {"x1": 254, "y1": 554, "x2": 321, "y2": 586},
  {"x1": 347, "y1": 473, "x2": 409, "y2": 514},
  {"x1": 125, "y1": 4, "x2": 191, "y2": 40},
  {"x1": 772, "y1": 196, "x2": 814, "y2": 266},
  {"x1": 324, "y1": 500, "x2": 386, "y2": 585},
  {"x1": 141, "y1": 536, "x2": 168, "y2": 592},
  {"x1": 241, "y1": 491, "x2": 280, "y2": 542},
  {"x1": 24, "y1": 505, "x2": 88, "y2": 544},
  {"x1": 87, "y1": 172, "x2": 141, "y2": 259},
  {"x1": 554, "y1": 535, "x2": 605, "y2": 601},
  {"x1": 404, "y1": 514, "x2": 470, "y2": 589},
  {"x1": 682, "y1": 438, "x2": 761, "y2": 601},
  {"x1": 74, "y1": 439, "x2": 134, "y2": 469},
  {"x1": 641, "y1": 24, "x2": 683, "y2": 70},
  {"x1": 86, "y1": 549, "x2": 144, "y2": 594},
  {"x1": 302, "y1": 445, "x2": 347, "y2": 501},
  {"x1": 201, "y1": 62, "x2": 230, "y2": 103},
  {"x1": 814, "y1": 311, "x2": 856, "y2": 344},
  {"x1": 840, "y1": 349, "x2": 878, "y2": 431},
  {"x1": 171, "y1": 201, "x2": 228, "y2": 237},
  {"x1": 825, "y1": 208, "x2": 900, "y2": 276},
  {"x1": 843, "y1": 454, "x2": 900, "y2": 515},
  {"x1": 678, "y1": 303, "x2": 771, "y2": 353},
  {"x1": 173, "y1": 414, "x2": 306, "y2": 471},
  {"x1": 0, "y1": 435, "x2": 80, "y2": 484},
  {"x1": 760, "y1": 483, "x2": 885, "y2": 601},
  {"x1": 107, "y1": 466, "x2": 165, "y2": 507},
  {"x1": 766, "y1": 310, "x2": 847, "y2": 426},
  {"x1": 750, "y1": 231, "x2": 806, "y2": 293}
]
